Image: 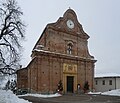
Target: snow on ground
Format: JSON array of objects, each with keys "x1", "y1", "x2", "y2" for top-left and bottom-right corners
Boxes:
[
  {"x1": 20, "y1": 93, "x2": 62, "y2": 98},
  {"x1": 0, "y1": 89, "x2": 61, "y2": 103},
  {"x1": 88, "y1": 91, "x2": 102, "y2": 95},
  {"x1": 0, "y1": 74, "x2": 16, "y2": 89},
  {"x1": 88, "y1": 89, "x2": 120, "y2": 96},
  {"x1": 0, "y1": 90, "x2": 31, "y2": 103},
  {"x1": 102, "y1": 89, "x2": 120, "y2": 96},
  {"x1": 1, "y1": 89, "x2": 120, "y2": 103}
]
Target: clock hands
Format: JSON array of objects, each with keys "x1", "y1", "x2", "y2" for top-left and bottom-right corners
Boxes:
[{"x1": 67, "y1": 19, "x2": 74, "y2": 29}]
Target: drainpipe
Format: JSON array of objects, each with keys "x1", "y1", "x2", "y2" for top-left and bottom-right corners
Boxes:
[
  {"x1": 115, "y1": 77, "x2": 116, "y2": 89},
  {"x1": 85, "y1": 61, "x2": 86, "y2": 82}
]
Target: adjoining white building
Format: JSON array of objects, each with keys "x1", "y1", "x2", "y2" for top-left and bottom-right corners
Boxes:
[{"x1": 95, "y1": 75, "x2": 120, "y2": 92}]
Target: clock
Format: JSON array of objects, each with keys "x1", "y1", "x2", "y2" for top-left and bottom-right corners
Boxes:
[{"x1": 66, "y1": 19, "x2": 74, "y2": 29}]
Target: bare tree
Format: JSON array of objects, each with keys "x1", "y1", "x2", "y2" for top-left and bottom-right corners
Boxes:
[{"x1": 0, "y1": 0, "x2": 25, "y2": 74}]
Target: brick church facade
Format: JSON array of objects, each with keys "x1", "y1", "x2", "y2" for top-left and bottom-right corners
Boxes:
[{"x1": 17, "y1": 9, "x2": 97, "y2": 93}]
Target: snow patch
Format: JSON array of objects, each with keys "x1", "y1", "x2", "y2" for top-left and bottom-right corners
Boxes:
[
  {"x1": 20, "y1": 93, "x2": 62, "y2": 98},
  {"x1": 88, "y1": 89, "x2": 120, "y2": 96},
  {"x1": 88, "y1": 91, "x2": 101, "y2": 95},
  {"x1": 95, "y1": 73, "x2": 120, "y2": 78},
  {"x1": 0, "y1": 90, "x2": 31, "y2": 103},
  {"x1": 102, "y1": 89, "x2": 120, "y2": 96}
]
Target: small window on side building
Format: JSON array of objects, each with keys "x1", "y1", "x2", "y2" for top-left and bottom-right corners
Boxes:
[
  {"x1": 102, "y1": 80, "x2": 105, "y2": 85},
  {"x1": 109, "y1": 80, "x2": 112, "y2": 85},
  {"x1": 95, "y1": 80, "x2": 98, "y2": 85}
]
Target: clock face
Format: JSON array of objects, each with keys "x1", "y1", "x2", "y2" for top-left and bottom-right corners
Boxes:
[{"x1": 66, "y1": 19, "x2": 74, "y2": 29}]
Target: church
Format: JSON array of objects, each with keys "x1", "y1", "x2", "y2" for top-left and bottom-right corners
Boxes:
[{"x1": 17, "y1": 9, "x2": 97, "y2": 93}]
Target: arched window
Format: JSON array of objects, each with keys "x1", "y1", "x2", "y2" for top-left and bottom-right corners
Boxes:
[{"x1": 67, "y1": 42, "x2": 73, "y2": 54}]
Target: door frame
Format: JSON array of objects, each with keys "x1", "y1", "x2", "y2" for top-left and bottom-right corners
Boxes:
[
  {"x1": 67, "y1": 76, "x2": 74, "y2": 93},
  {"x1": 63, "y1": 74, "x2": 77, "y2": 93}
]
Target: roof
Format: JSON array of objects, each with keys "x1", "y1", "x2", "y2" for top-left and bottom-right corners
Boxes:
[
  {"x1": 16, "y1": 67, "x2": 27, "y2": 72},
  {"x1": 95, "y1": 73, "x2": 120, "y2": 79},
  {"x1": 95, "y1": 76, "x2": 120, "y2": 79}
]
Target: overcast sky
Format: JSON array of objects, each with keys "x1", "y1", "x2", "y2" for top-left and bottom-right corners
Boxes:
[{"x1": 17, "y1": 0, "x2": 120, "y2": 75}]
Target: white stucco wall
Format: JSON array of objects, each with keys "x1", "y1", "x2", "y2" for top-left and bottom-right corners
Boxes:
[
  {"x1": 116, "y1": 78, "x2": 120, "y2": 89},
  {"x1": 95, "y1": 77, "x2": 120, "y2": 92}
]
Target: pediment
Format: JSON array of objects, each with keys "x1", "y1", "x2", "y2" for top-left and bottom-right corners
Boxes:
[{"x1": 47, "y1": 9, "x2": 89, "y2": 39}]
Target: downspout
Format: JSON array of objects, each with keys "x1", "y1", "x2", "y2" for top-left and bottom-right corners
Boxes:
[
  {"x1": 115, "y1": 77, "x2": 116, "y2": 89},
  {"x1": 37, "y1": 57, "x2": 38, "y2": 92},
  {"x1": 85, "y1": 61, "x2": 87, "y2": 82},
  {"x1": 30, "y1": 67, "x2": 31, "y2": 92},
  {"x1": 92, "y1": 63, "x2": 94, "y2": 91}
]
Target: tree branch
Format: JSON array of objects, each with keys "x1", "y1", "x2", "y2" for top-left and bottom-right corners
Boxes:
[{"x1": 0, "y1": 0, "x2": 25, "y2": 75}]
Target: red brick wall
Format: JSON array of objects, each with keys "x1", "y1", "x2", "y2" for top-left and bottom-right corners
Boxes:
[
  {"x1": 17, "y1": 68, "x2": 28, "y2": 89},
  {"x1": 17, "y1": 9, "x2": 96, "y2": 93}
]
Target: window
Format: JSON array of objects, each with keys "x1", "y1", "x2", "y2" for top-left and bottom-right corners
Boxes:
[
  {"x1": 109, "y1": 80, "x2": 112, "y2": 85},
  {"x1": 95, "y1": 80, "x2": 98, "y2": 85},
  {"x1": 102, "y1": 80, "x2": 105, "y2": 85},
  {"x1": 67, "y1": 43, "x2": 73, "y2": 54}
]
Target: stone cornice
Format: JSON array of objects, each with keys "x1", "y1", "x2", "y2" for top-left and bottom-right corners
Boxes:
[{"x1": 33, "y1": 49, "x2": 97, "y2": 63}]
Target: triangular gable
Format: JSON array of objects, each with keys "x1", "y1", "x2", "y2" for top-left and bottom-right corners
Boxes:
[{"x1": 33, "y1": 9, "x2": 89, "y2": 51}]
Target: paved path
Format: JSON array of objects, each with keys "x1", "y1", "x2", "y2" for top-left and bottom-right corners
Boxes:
[{"x1": 20, "y1": 94, "x2": 120, "y2": 103}]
